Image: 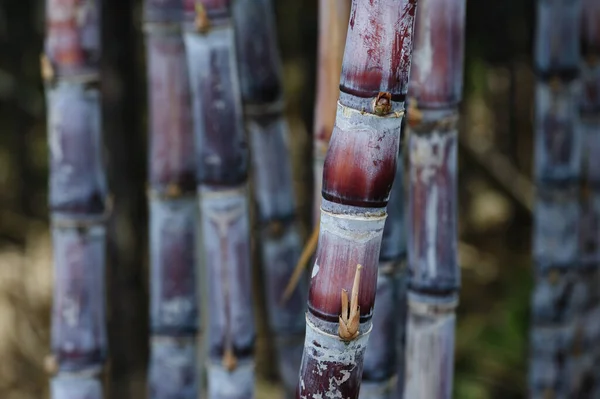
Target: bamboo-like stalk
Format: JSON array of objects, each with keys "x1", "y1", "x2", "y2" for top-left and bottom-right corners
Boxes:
[
  {"x1": 360, "y1": 158, "x2": 407, "y2": 399},
  {"x1": 143, "y1": 1, "x2": 199, "y2": 397},
  {"x1": 313, "y1": 0, "x2": 351, "y2": 224},
  {"x1": 529, "y1": 1, "x2": 592, "y2": 397},
  {"x1": 42, "y1": 0, "x2": 107, "y2": 397},
  {"x1": 184, "y1": 1, "x2": 255, "y2": 397},
  {"x1": 298, "y1": 1, "x2": 418, "y2": 397},
  {"x1": 579, "y1": 0, "x2": 600, "y2": 396},
  {"x1": 403, "y1": 0, "x2": 466, "y2": 397},
  {"x1": 232, "y1": 1, "x2": 306, "y2": 396}
]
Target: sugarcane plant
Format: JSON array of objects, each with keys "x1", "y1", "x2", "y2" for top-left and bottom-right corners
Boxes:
[
  {"x1": 580, "y1": 0, "x2": 600, "y2": 394},
  {"x1": 144, "y1": 0, "x2": 200, "y2": 397},
  {"x1": 232, "y1": 0, "x2": 306, "y2": 396},
  {"x1": 184, "y1": 1, "x2": 255, "y2": 397},
  {"x1": 528, "y1": 0, "x2": 595, "y2": 397},
  {"x1": 297, "y1": 0, "x2": 418, "y2": 397},
  {"x1": 42, "y1": 0, "x2": 107, "y2": 397},
  {"x1": 403, "y1": 0, "x2": 466, "y2": 397}
]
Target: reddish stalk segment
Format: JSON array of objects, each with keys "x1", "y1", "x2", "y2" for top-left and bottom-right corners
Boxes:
[
  {"x1": 404, "y1": 0, "x2": 465, "y2": 397},
  {"x1": 184, "y1": 2, "x2": 255, "y2": 397},
  {"x1": 44, "y1": 0, "x2": 107, "y2": 396},
  {"x1": 298, "y1": 1, "x2": 418, "y2": 398},
  {"x1": 313, "y1": 0, "x2": 351, "y2": 223},
  {"x1": 233, "y1": 0, "x2": 306, "y2": 395},
  {"x1": 143, "y1": 1, "x2": 200, "y2": 396}
]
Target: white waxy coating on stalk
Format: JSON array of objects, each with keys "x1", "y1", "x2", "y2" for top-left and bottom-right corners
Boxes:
[
  {"x1": 534, "y1": 81, "x2": 582, "y2": 182},
  {"x1": 51, "y1": 376, "x2": 103, "y2": 399},
  {"x1": 199, "y1": 185, "x2": 255, "y2": 355},
  {"x1": 359, "y1": 377, "x2": 397, "y2": 399},
  {"x1": 403, "y1": 303, "x2": 456, "y2": 399},
  {"x1": 409, "y1": 129, "x2": 457, "y2": 282},
  {"x1": 331, "y1": 103, "x2": 402, "y2": 187},
  {"x1": 207, "y1": 360, "x2": 255, "y2": 399},
  {"x1": 532, "y1": 188, "x2": 579, "y2": 268},
  {"x1": 299, "y1": 315, "x2": 372, "y2": 399},
  {"x1": 150, "y1": 197, "x2": 197, "y2": 329},
  {"x1": 320, "y1": 209, "x2": 387, "y2": 245},
  {"x1": 247, "y1": 116, "x2": 296, "y2": 221}
]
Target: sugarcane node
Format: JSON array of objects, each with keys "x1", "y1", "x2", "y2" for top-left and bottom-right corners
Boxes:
[
  {"x1": 166, "y1": 183, "x2": 182, "y2": 198},
  {"x1": 266, "y1": 220, "x2": 284, "y2": 238},
  {"x1": 543, "y1": 388, "x2": 555, "y2": 399},
  {"x1": 407, "y1": 100, "x2": 422, "y2": 127},
  {"x1": 548, "y1": 269, "x2": 560, "y2": 285},
  {"x1": 40, "y1": 54, "x2": 54, "y2": 83},
  {"x1": 373, "y1": 92, "x2": 392, "y2": 116},
  {"x1": 222, "y1": 347, "x2": 238, "y2": 371},
  {"x1": 338, "y1": 264, "x2": 362, "y2": 341},
  {"x1": 44, "y1": 354, "x2": 58, "y2": 375},
  {"x1": 195, "y1": 3, "x2": 211, "y2": 33},
  {"x1": 549, "y1": 76, "x2": 562, "y2": 92}
]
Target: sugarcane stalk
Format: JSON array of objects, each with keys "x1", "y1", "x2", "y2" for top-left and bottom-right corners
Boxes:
[
  {"x1": 184, "y1": 1, "x2": 255, "y2": 397},
  {"x1": 313, "y1": 0, "x2": 351, "y2": 225},
  {"x1": 232, "y1": 1, "x2": 306, "y2": 396},
  {"x1": 403, "y1": 0, "x2": 466, "y2": 397},
  {"x1": 43, "y1": 0, "x2": 107, "y2": 397},
  {"x1": 359, "y1": 156, "x2": 408, "y2": 399},
  {"x1": 579, "y1": 0, "x2": 600, "y2": 395},
  {"x1": 144, "y1": 2, "x2": 200, "y2": 395},
  {"x1": 529, "y1": 0, "x2": 591, "y2": 397},
  {"x1": 298, "y1": 1, "x2": 418, "y2": 397}
]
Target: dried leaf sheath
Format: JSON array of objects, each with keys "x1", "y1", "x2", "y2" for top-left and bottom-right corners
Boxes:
[
  {"x1": 403, "y1": 0, "x2": 465, "y2": 397},
  {"x1": 143, "y1": 1, "x2": 200, "y2": 395},
  {"x1": 298, "y1": 1, "x2": 418, "y2": 398},
  {"x1": 529, "y1": 1, "x2": 592, "y2": 397},
  {"x1": 184, "y1": 2, "x2": 255, "y2": 397},
  {"x1": 44, "y1": 0, "x2": 107, "y2": 396},
  {"x1": 233, "y1": 0, "x2": 306, "y2": 395}
]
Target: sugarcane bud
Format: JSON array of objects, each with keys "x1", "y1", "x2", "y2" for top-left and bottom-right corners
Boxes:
[
  {"x1": 407, "y1": 98, "x2": 423, "y2": 127},
  {"x1": 222, "y1": 346, "x2": 238, "y2": 371},
  {"x1": 44, "y1": 354, "x2": 58, "y2": 375},
  {"x1": 373, "y1": 92, "x2": 392, "y2": 116},
  {"x1": 338, "y1": 264, "x2": 362, "y2": 341},
  {"x1": 195, "y1": 3, "x2": 211, "y2": 33},
  {"x1": 165, "y1": 183, "x2": 182, "y2": 198},
  {"x1": 40, "y1": 54, "x2": 54, "y2": 83}
]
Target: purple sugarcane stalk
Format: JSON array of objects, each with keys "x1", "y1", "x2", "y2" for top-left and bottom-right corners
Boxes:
[
  {"x1": 232, "y1": 0, "x2": 307, "y2": 396},
  {"x1": 360, "y1": 156, "x2": 408, "y2": 399},
  {"x1": 578, "y1": 0, "x2": 600, "y2": 396},
  {"x1": 297, "y1": 1, "x2": 418, "y2": 398},
  {"x1": 403, "y1": 0, "x2": 466, "y2": 397},
  {"x1": 184, "y1": 1, "x2": 255, "y2": 397},
  {"x1": 43, "y1": 0, "x2": 107, "y2": 397},
  {"x1": 529, "y1": 0, "x2": 597, "y2": 397},
  {"x1": 143, "y1": 1, "x2": 200, "y2": 396}
]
